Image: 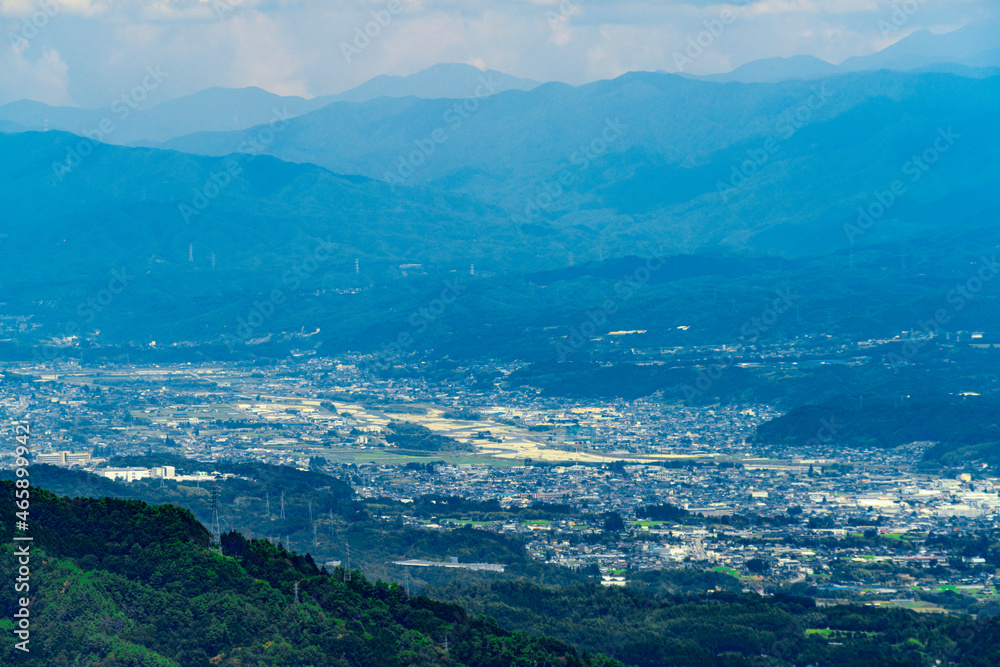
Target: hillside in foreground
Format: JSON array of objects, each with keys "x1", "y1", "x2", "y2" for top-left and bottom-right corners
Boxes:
[
  {"x1": 3, "y1": 481, "x2": 1000, "y2": 666},
  {"x1": 0, "y1": 481, "x2": 616, "y2": 667}
]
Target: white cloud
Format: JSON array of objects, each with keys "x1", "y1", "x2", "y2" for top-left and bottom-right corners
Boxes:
[
  {"x1": 0, "y1": 47, "x2": 71, "y2": 105},
  {"x1": 0, "y1": 0, "x2": 992, "y2": 106},
  {"x1": 0, "y1": 0, "x2": 106, "y2": 18}
]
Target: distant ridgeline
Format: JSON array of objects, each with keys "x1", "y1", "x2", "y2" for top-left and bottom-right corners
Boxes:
[
  {"x1": 0, "y1": 481, "x2": 618, "y2": 667},
  {"x1": 750, "y1": 400, "x2": 1000, "y2": 464},
  {"x1": 1, "y1": 69, "x2": 1000, "y2": 357}
]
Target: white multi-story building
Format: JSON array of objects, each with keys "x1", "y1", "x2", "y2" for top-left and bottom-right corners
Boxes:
[
  {"x1": 98, "y1": 468, "x2": 150, "y2": 482},
  {"x1": 35, "y1": 451, "x2": 92, "y2": 466}
]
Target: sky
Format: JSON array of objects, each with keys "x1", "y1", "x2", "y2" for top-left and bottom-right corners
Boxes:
[{"x1": 0, "y1": 0, "x2": 995, "y2": 107}]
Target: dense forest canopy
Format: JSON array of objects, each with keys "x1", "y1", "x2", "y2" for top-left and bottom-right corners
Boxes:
[{"x1": 2, "y1": 481, "x2": 999, "y2": 665}]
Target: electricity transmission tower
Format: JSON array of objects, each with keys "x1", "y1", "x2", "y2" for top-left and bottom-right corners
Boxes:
[{"x1": 210, "y1": 480, "x2": 222, "y2": 549}]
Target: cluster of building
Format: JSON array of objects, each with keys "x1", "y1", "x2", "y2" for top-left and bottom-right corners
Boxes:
[
  {"x1": 356, "y1": 457, "x2": 1000, "y2": 594},
  {"x1": 2, "y1": 355, "x2": 998, "y2": 607}
]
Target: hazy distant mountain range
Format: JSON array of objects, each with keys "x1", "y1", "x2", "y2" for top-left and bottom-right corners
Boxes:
[
  {"x1": 0, "y1": 128, "x2": 526, "y2": 286},
  {"x1": 695, "y1": 23, "x2": 1000, "y2": 83},
  {"x1": 8, "y1": 67, "x2": 997, "y2": 261},
  {"x1": 314, "y1": 62, "x2": 541, "y2": 104},
  {"x1": 160, "y1": 70, "x2": 1000, "y2": 256},
  {"x1": 1, "y1": 25, "x2": 998, "y2": 349},
  {"x1": 0, "y1": 63, "x2": 536, "y2": 145},
  {"x1": 0, "y1": 88, "x2": 317, "y2": 145},
  {"x1": 1, "y1": 25, "x2": 996, "y2": 143}
]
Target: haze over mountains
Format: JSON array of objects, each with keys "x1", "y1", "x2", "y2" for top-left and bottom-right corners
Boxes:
[
  {"x1": 0, "y1": 63, "x2": 534, "y2": 145},
  {"x1": 158, "y1": 70, "x2": 1000, "y2": 258},
  {"x1": 315, "y1": 63, "x2": 541, "y2": 104},
  {"x1": 1, "y1": 24, "x2": 998, "y2": 350},
  {"x1": 698, "y1": 22, "x2": 1000, "y2": 83},
  {"x1": 0, "y1": 129, "x2": 523, "y2": 296},
  {"x1": 2, "y1": 25, "x2": 995, "y2": 145}
]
